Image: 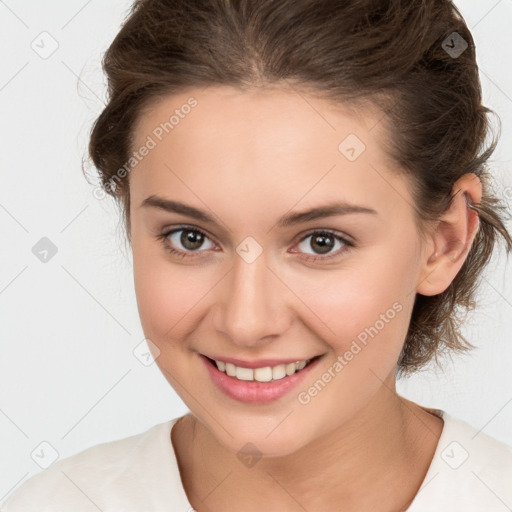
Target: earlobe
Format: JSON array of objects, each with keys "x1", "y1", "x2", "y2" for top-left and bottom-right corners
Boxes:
[{"x1": 416, "y1": 174, "x2": 482, "y2": 297}]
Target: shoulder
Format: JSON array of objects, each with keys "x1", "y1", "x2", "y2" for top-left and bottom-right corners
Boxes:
[
  {"x1": 1, "y1": 418, "x2": 184, "y2": 512},
  {"x1": 409, "y1": 409, "x2": 512, "y2": 512}
]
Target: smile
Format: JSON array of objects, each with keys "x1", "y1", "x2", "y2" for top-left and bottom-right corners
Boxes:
[
  {"x1": 211, "y1": 357, "x2": 315, "y2": 382},
  {"x1": 200, "y1": 353, "x2": 325, "y2": 403}
]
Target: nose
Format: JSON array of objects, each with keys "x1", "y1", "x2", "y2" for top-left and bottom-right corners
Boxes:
[{"x1": 212, "y1": 248, "x2": 291, "y2": 348}]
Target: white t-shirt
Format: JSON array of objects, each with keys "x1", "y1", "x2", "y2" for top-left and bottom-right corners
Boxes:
[{"x1": 2, "y1": 408, "x2": 512, "y2": 511}]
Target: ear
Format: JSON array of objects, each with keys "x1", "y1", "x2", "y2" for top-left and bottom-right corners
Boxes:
[{"x1": 416, "y1": 173, "x2": 482, "y2": 296}]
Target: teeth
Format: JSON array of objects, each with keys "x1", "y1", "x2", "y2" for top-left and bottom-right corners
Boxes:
[
  {"x1": 236, "y1": 367, "x2": 253, "y2": 381},
  {"x1": 254, "y1": 366, "x2": 273, "y2": 382},
  {"x1": 225, "y1": 362, "x2": 236, "y2": 377},
  {"x1": 286, "y1": 363, "x2": 296, "y2": 376},
  {"x1": 214, "y1": 358, "x2": 312, "y2": 382},
  {"x1": 272, "y1": 364, "x2": 287, "y2": 380}
]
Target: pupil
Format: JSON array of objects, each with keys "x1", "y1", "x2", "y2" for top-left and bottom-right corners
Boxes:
[
  {"x1": 179, "y1": 231, "x2": 335, "y2": 254},
  {"x1": 182, "y1": 230, "x2": 204, "y2": 250},
  {"x1": 312, "y1": 233, "x2": 334, "y2": 254}
]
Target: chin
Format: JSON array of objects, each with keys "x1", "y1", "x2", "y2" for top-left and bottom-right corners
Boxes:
[{"x1": 201, "y1": 413, "x2": 318, "y2": 460}]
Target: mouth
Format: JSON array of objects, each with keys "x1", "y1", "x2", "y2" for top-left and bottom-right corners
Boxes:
[
  {"x1": 203, "y1": 354, "x2": 323, "y2": 382},
  {"x1": 200, "y1": 353, "x2": 326, "y2": 404}
]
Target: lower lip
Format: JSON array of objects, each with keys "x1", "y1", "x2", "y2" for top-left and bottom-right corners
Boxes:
[{"x1": 200, "y1": 354, "x2": 324, "y2": 404}]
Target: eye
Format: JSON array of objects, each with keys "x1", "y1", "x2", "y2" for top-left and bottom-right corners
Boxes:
[
  {"x1": 156, "y1": 226, "x2": 354, "y2": 262},
  {"x1": 292, "y1": 230, "x2": 354, "y2": 262},
  {"x1": 157, "y1": 225, "x2": 216, "y2": 259}
]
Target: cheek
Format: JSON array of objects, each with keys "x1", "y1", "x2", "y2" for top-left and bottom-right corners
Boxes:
[
  {"x1": 292, "y1": 255, "x2": 414, "y2": 371},
  {"x1": 289, "y1": 261, "x2": 414, "y2": 426},
  {"x1": 134, "y1": 260, "x2": 194, "y2": 336},
  {"x1": 132, "y1": 240, "x2": 219, "y2": 353}
]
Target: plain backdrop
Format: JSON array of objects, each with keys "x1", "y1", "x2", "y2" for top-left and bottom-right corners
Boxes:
[{"x1": 1, "y1": 0, "x2": 511, "y2": 505}]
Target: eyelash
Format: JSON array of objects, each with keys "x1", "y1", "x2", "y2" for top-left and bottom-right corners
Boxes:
[{"x1": 156, "y1": 225, "x2": 355, "y2": 263}]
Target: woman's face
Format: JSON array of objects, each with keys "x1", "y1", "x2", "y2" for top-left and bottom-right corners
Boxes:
[{"x1": 129, "y1": 85, "x2": 429, "y2": 456}]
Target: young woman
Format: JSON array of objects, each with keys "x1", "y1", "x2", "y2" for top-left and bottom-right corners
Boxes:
[{"x1": 4, "y1": 0, "x2": 512, "y2": 511}]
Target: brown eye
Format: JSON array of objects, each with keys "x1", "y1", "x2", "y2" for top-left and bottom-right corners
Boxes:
[
  {"x1": 294, "y1": 230, "x2": 353, "y2": 261},
  {"x1": 308, "y1": 232, "x2": 336, "y2": 254},
  {"x1": 160, "y1": 226, "x2": 216, "y2": 258},
  {"x1": 179, "y1": 229, "x2": 205, "y2": 251}
]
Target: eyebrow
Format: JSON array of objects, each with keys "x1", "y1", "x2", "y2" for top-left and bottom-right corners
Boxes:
[{"x1": 141, "y1": 195, "x2": 378, "y2": 228}]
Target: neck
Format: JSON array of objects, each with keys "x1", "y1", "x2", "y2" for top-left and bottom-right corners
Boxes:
[{"x1": 173, "y1": 373, "x2": 444, "y2": 512}]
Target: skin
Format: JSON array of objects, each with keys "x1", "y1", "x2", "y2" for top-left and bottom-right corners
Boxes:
[{"x1": 128, "y1": 84, "x2": 482, "y2": 512}]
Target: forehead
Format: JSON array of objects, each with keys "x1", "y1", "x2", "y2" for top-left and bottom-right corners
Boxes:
[
  {"x1": 132, "y1": 85, "x2": 382, "y2": 156},
  {"x1": 129, "y1": 85, "x2": 414, "y2": 221}
]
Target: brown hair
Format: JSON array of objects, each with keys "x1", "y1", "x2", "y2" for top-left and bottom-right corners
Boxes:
[{"x1": 86, "y1": 0, "x2": 512, "y2": 377}]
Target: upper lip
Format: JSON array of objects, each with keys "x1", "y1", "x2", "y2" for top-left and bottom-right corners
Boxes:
[{"x1": 201, "y1": 353, "x2": 323, "y2": 369}]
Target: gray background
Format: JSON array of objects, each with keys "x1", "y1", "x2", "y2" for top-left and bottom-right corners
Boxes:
[{"x1": 1, "y1": 0, "x2": 511, "y2": 505}]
